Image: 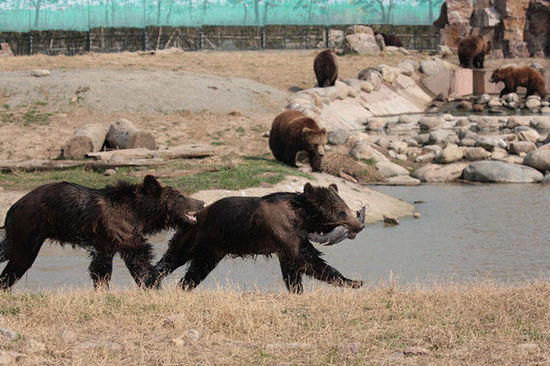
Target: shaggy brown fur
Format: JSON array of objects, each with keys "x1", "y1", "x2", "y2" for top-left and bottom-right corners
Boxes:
[
  {"x1": 313, "y1": 49, "x2": 338, "y2": 87},
  {"x1": 458, "y1": 36, "x2": 491, "y2": 69},
  {"x1": 269, "y1": 110, "x2": 328, "y2": 172},
  {"x1": 0, "y1": 176, "x2": 204, "y2": 289},
  {"x1": 490, "y1": 66, "x2": 547, "y2": 98},
  {"x1": 149, "y1": 183, "x2": 364, "y2": 293},
  {"x1": 374, "y1": 32, "x2": 403, "y2": 47}
]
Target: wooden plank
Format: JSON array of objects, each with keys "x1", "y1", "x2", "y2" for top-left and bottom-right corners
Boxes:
[
  {"x1": 0, "y1": 158, "x2": 164, "y2": 172},
  {"x1": 86, "y1": 144, "x2": 214, "y2": 161}
]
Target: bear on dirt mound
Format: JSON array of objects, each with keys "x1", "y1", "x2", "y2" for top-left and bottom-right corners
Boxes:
[
  {"x1": 149, "y1": 183, "x2": 365, "y2": 293},
  {"x1": 458, "y1": 35, "x2": 491, "y2": 69},
  {"x1": 269, "y1": 110, "x2": 327, "y2": 172},
  {"x1": 374, "y1": 32, "x2": 403, "y2": 47},
  {"x1": 0, "y1": 176, "x2": 204, "y2": 290},
  {"x1": 490, "y1": 66, "x2": 547, "y2": 98},
  {"x1": 313, "y1": 49, "x2": 338, "y2": 87}
]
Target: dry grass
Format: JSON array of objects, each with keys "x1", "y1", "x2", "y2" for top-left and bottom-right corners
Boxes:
[{"x1": 0, "y1": 281, "x2": 548, "y2": 365}]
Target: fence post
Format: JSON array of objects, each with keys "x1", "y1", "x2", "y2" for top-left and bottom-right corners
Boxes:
[
  {"x1": 199, "y1": 26, "x2": 204, "y2": 50},
  {"x1": 325, "y1": 25, "x2": 329, "y2": 49},
  {"x1": 27, "y1": 32, "x2": 33, "y2": 55},
  {"x1": 261, "y1": 26, "x2": 265, "y2": 49},
  {"x1": 142, "y1": 28, "x2": 147, "y2": 51},
  {"x1": 412, "y1": 27, "x2": 417, "y2": 50},
  {"x1": 86, "y1": 31, "x2": 91, "y2": 52},
  {"x1": 282, "y1": 25, "x2": 286, "y2": 49}
]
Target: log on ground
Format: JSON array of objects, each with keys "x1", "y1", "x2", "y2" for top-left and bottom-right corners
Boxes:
[
  {"x1": 106, "y1": 118, "x2": 157, "y2": 150},
  {"x1": 63, "y1": 123, "x2": 109, "y2": 159}
]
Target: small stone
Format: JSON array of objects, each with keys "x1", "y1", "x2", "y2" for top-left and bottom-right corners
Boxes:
[
  {"x1": 0, "y1": 351, "x2": 25, "y2": 364},
  {"x1": 0, "y1": 327, "x2": 18, "y2": 342},
  {"x1": 519, "y1": 342, "x2": 540, "y2": 354},
  {"x1": 403, "y1": 346, "x2": 429, "y2": 356},
  {"x1": 477, "y1": 93, "x2": 491, "y2": 104},
  {"x1": 104, "y1": 168, "x2": 116, "y2": 176},
  {"x1": 328, "y1": 129, "x2": 349, "y2": 145},
  {"x1": 413, "y1": 212, "x2": 421, "y2": 219},
  {"x1": 30, "y1": 69, "x2": 50, "y2": 77},
  {"x1": 365, "y1": 117, "x2": 386, "y2": 131},
  {"x1": 397, "y1": 114, "x2": 415, "y2": 124},
  {"x1": 188, "y1": 329, "x2": 200, "y2": 340}
]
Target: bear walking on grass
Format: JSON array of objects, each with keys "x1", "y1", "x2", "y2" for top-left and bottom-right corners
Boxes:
[
  {"x1": 458, "y1": 35, "x2": 491, "y2": 69},
  {"x1": 269, "y1": 110, "x2": 328, "y2": 172},
  {"x1": 149, "y1": 183, "x2": 365, "y2": 293},
  {"x1": 490, "y1": 66, "x2": 547, "y2": 99},
  {"x1": 313, "y1": 49, "x2": 338, "y2": 87},
  {"x1": 0, "y1": 176, "x2": 204, "y2": 290}
]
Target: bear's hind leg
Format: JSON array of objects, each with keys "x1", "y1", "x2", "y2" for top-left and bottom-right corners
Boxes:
[
  {"x1": 120, "y1": 244, "x2": 154, "y2": 288},
  {"x1": 179, "y1": 251, "x2": 224, "y2": 290},
  {"x1": 88, "y1": 250, "x2": 115, "y2": 289},
  {"x1": 279, "y1": 258, "x2": 303, "y2": 294},
  {"x1": 0, "y1": 237, "x2": 43, "y2": 290}
]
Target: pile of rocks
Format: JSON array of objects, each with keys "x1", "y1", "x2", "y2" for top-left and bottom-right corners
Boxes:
[
  {"x1": 331, "y1": 25, "x2": 409, "y2": 56},
  {"x1": 329, "y1": 114, "x2": 550, "y2": 184},
  {"x1": 454, "y1": 92, "x2": 550, "y2": 115}
]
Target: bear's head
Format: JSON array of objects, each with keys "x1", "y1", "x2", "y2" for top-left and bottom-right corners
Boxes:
[
  {"x1": 138, "y1": 175, "x2": 205, "y2": 229},
  {"x1": 302, "y1": 127, "x2": 328, "y2": 171},
  {"x1": 303, "y1": 183, "x2": 364, "y2": 238},
  {"x1": 490, "y1": 67, "x2": 508, "y2": 83}
]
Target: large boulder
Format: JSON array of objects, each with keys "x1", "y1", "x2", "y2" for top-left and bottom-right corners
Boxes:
[
  {"x1": 349, "y1": 141, "x2": 388, "y2": 163},
  {"x1": 435, "y1": 144, "x2": 464, "y2": 163},
  {"x1": 411, "y1": 162, "x2": 468, "y2": 182},
  {"x1": 357, "y1": 68, "x2": 383, "y2": 90},
  {"x1": 509, "y1": 141, "x2": 537, "y2": 155},
  {"x1": 375, "y1": 161, "x2": 409, "y2": 178},
  {"x1": 420, "y1": 59, "x2": 448, "y2": 77},
  {"x1": 523, "y1": 149, "x2": 550, "y2": 172},
  {"x1": 344, "y1": 26, "x2": 380, "y2": 55},
  {"x1": 463, "y1": 147, "x2": 491, "y2": 161},
  {"x1": 463, "y1": 161, "x2": 543, "y2": 183},
  {"x1": 475, "y1": 136, "x2": 508, "y2": 152},
  {"x1": 419, "y1": 116, "x2": 444, "y2": 131}
]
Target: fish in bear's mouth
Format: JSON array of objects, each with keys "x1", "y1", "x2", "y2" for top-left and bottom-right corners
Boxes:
[{"x1": 307, "y1": 206, "x2": 366, "y2": 246}]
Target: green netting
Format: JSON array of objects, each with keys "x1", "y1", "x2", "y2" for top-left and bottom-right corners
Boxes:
[{"x1": 0, "y1": 0, "x2": 445, "y2": 32}]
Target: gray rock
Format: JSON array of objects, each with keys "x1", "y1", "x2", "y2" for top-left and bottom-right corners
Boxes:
[
  {"x1": 475, "y1": 136, "x2": 507, "y2": 152},
  {"x1": 415, "y1": 133, "x2": 430, "y2": 145},
  {"x1": 375, "y1": 136, "x2": 392, "y2": 149},
  {"x1": 415, "y1": 152, "x2": 436, "y2": 163},
  {"x1": 397, "y1": 114, "x2": 415, "y2": 124},
  {"x1": 328, "y1": 129, "x2": 349, "y2": 145},
  {"x1": 420, "y1": 59, "x2": 447, "y2": 77},
  {"x1": 389, "y1": 140, "x2": 408, "y2": 154},
  {"x1": 385, "y1": 175, "x2": 421, "y2": 185},
  {"x1": 507, "y1": 116, "x2": 529, "y2": 129},
  {"x1": 456, "y1": 118, "x2": 470, "y2": 127},
  {"x1": 357, "y1": 68, "x2": 382, "y2": 90},
  {"x1": 397, "y1": 61, "x2": 415, "y2": 76},
  {"x1": 188, "y1": 329, "x2": 200, "y2": 340},
  {"x1": 523, "y1": 149, "x2": 550, "y2": 172},
  {"x1": 429, "y1": 130, "x2": 458, "y2": 145},
  {"x1": 104, "y1": 168, "x2": 116, "y2": 176},
  {"x1": 424, "y1": 144, "x2": 442, "y2": 154},
  {"x1": 542, "y1": 173, "x2": 550, "y2": 185},
  {"x1": 463, "y1": 161, "x2": 543, "y2": 183},
  {"x1": 488, "y1": 98, "x2": 502, "y2": 108},
  {"x1": 436, "y1": 45, "x2": 452, "y2": 57},
  {"x1": 418, "y1": 116, "x2": 443, "y2": 131},
  {"x1": 412, "y1": 163, "x2": 467, "y2": 182},
  {"x1": 517, "y1": 129, "x2": 541, "y2": 143},
  {"x1": 477, "y1": 93, "x2": 491, "y2": 104},
  {"x1": 375, "y1": 34, "x2": 385, "y2": 50},
  {"x1": 531, "y1": 117, "x2": 550, "y2": 131},
  {"x1": 435, "y1": 145, "x2": 463, "y2": 163},
  {"x1": 509, "y1": 141, "x2": 537, "y2": 155},
  {"x1": 30, "y1": 69, "x2": 50, "y2": 77},
  {"x1": 460, "y1": 138, "x2": 477, "y2": 147},
  {"x1": 0, "y1": 328, "x2": 18, "y2": 342},
  {"x1": 375, "y1": 161, "x2": 409, "y2": 177},
  {"x1": 344, "y1": 32, "x2": 380, "y2": 55},
  {"x1": 491, "y1": 147, "x2": 508, "y2": 160},
  {"x1": 525, "y1": 96, "x2": 541, "y2": 111},
  {"x1": 463, "y1": 147, "x2": 491, "y2": 161},
  {"x1": 504, "y1": 93, "x2": 519, "y2": 109},
  {"x1": 350, "y1": 141, "x2": 388, "y2": 162}
]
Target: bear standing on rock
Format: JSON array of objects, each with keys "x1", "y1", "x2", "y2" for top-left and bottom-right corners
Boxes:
[
  {"x1": 313, "y1": 49, "x2": 338, "y2": 87},
  {"x1": 458, "y1": 35, "x2": 491, "y2": 69},
  {"x1": 269, "y1": 110, "x2": 328, "y2": 172},
  {"x1": 490, "y1": 66, "x2": 547, "y2": 99}
]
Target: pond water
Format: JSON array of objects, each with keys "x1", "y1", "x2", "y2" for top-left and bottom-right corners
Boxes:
[{"x1": 8, "y1": 184, "x2": 550, "y2": 292}]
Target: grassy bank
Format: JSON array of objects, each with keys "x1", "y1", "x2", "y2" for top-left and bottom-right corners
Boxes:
[
  {"x1": 0, "y1": 157, "x2": 310, "y2": 193},
  {"x1": 0, "y1": 281, "x2": 548, "y2": 364}
]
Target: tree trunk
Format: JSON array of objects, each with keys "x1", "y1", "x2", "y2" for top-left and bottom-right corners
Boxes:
[
  {"x1": 105, "y1": 118, "x2": 157, "y2": 150},
  {"x1": 63, "y1": 123, "x2": 109, "y2": 159}
]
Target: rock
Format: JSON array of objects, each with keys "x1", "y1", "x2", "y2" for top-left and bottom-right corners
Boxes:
[
  {"x1": 341, "y1": 79, "x2": 362, "y2": 97},
  {"x1": 477, "y1": 93, "x2": 491, "y2": 104},
  {"x1": 344, "y1": 32, "x2": 380, "y2": 55},
  {"x1": 324, "y1": 81, "x2": 349, "y2": 101},
  {"x1": 509, "y1": 141, "x2": 537, "y2": 155},
  {"x1": 457, "y1": 100, "x2": 472, "y2": 110},
  {"x1": 0, "y1": 328, "x2": 18, "y2": 341},
  {"x1": 397, "y1": 114, "x2": 415, "y2": 124},
  {"x1": 542, "y1": 107, "x2": 550, "y2": 114},
  {"x1": 375, "y1": 34, "x2": 385, "y2": 50},
  {"x1": 104, "y1": 168, "x2": 116, "y2": 176},
  {"x1": 375, "y1": 136, "x2": 392, "y2": 149},
  {"x1": 418, "y1": 116, "x2": 443, "y2": 131},
  {"x1": 415, "y1": 134, "x2": 430, "y2": 146},
  {"x1": 388, "y1": 141, "x2": 408, "y2": 154},
  {"x1": 503, "y1": 93, "x2": 519, "y2": 109},
  {"x1": 470, "y1": 117, "x2": 500, "y2": 131},
  {"x1": 385, "y1": 175, "x2": 421, "y2": 186},
  {"x1": 542, "y1": 173, "x2": 550, "y2": 185},
  {"x1": 328, "y1": 129, "x2": 349, "y2": 145},
  {"x1": 359, "y1": 80, "x2": 374, "y2": 93},
  {"x1": 188, "y1": 329, "x2": 200, "y2": 340},
  {"x1": 328, "y1": 29, "x2": 345, "y2": 48},
  {"x1": 365, "y1": 117, "x2": 386, "y2": 131},
  {"x1": 475, "y1": 136, "x2": 507, "y2": 152},
  {"x1": 517, "y1": 129, "x2": 541, "y2": 143},
  {"x1": 60, "y1": 329, "x2": 78, "y2": 343},
  {"x1": 437, "y1": 44, "x2": 452, "y2": 57},
  {"x1": 442, "y1": 113, "x2": 455, "y2": 122},
  {"x1": 416, "y1": 152, "x2": 436, "y2": 163},
  {"x1": 488, "y1": 98, "x2": 502, "y2": 108},
  {"x1": 412, "y1": 163, "x2": 467, "y2": 182},
  {"x1": 0, "y1": 351, "x2": 25, "y2": 364},
  {"x1": 424, "y1": 144, "x2": 443, "y2": 154},
  {"x1": 357, "y1": 68, "x2": 382, "y2": 90},
  {"x1": 435, "y1": 145, "x2": 463, "y2": 163},
  {"x1": 456, "y1": 118, "x2": 470, "y2": 127},
  {"x1": 383, "y1": 216, "x2": 399, "y2": 225},
  {"x1": 507, "y1": 116, "x2": 529, "y2": 129},
  {"x1": 420, "y1": 59, "x2": 447, "y2": 77},
  {"x1": 30, "y1": 69, "x2": 50, "y2": 77},
  {"x1": 523, "y1": 149, "x2": 550, "y2": 172},
  {"x1": 531, "y1": 117, "x2": 550, "y2": 131},
  {"x1": 403, "y1": 346, "x2": 429, "y2": 356},
  {"x1": 519, "y1": 342, "x2": 541, "y2": 354},
  {"x1": 472, "y1": 104, "x2": 484, "y2": 112},
  {"x1": 397, "y1": 61, "x2": 415, "y2": 76},
  {"x1": 429, "y1": 130, "x2": 459, "y2": 145},
  {"x1": 375, "y1": 161, "x2": 409, "y2": 177},
  {"x1": 463, "y1": 161, "x2": 543, "y2": 183},
  {"x1": 350, "y1": 141, "x2": 388, "y2": 162},
  {"x1": 471, "y1": 6, "x2": 501, "y2": 27},
  {"x1": 525, "y1": 96, "x2": 541, "y2": 111},
  {"x1": 491, "y1": 147, "x2": 508, "y2": 160},
  {"x1": 464, "y1": 147, "x2": 491, "y2": 161},
  {"x1": 460, "y1": 138, "x2": 476, "y2": 147}
]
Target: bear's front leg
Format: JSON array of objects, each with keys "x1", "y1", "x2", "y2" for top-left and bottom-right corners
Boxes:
[
  {"x1": 88, "y1": 250, "x2": 115, "y2": 289},
  {"x1": 120, "y1": 243, "x2": 154, "y2": 287}
]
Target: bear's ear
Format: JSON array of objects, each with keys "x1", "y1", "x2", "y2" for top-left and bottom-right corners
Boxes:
[
  {"x1": 302, "y1": 127, "x2": 314, "y2": 137},
  {"x1": 142, "y1": 175, "x2": 162, "y2": 196},
  {"x1": 303, "y1": 182, "x2": 314, "y2": 196},
  {"x1": 329, "y1": 183, "x2": 338, "y2": 192}
]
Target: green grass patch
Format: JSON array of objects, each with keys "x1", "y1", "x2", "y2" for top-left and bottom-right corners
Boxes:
[{"x1": 360, "y1": 158, "x2": 377, "y2": 165}]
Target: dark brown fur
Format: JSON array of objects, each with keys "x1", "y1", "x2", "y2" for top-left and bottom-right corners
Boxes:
[
  {"x1": 0, "y1": 176, "x2": 204, "y2": 289},
  {"x1": 374, "y1": 32, "x2": 403, "y2": 47},
  {"x1": 149, "y1": 183, "x2": 364, "y2": 293},
  {"x1": 313, "y1": 49, "x2": 338, "y2": 87},
  {"x1": 269, "y1": 110, "x2": 327, "y2": 172},
  {"x1": 458, "y1": 36, "x2": 491, "y2": 69},
  {"x1": 490, "y1": 66, "x2": 547, "y2": 98}
]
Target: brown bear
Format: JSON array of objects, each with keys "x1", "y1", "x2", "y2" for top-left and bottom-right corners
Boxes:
[
  {"x1": 269, "y1": 110, "x2": 327, "y2": 172},
  {"x1": 148, "y1": 183, "x2": 365, "y2": 293},
  {"x1": 458, "y1": 35, "x2": 491, "y2": 69},
  {"x1": 0, "y1": 176, "x2": 204, "y2": 290},
  {"x1": 490, "y1": 66, "x2": 547, "y2": 98},
  {"x1": 374, "y1": 32, "x2": 403, "y2": 47},
  {"x1": 313, "y1": 49, "x2": 338, "y2": 87}
]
